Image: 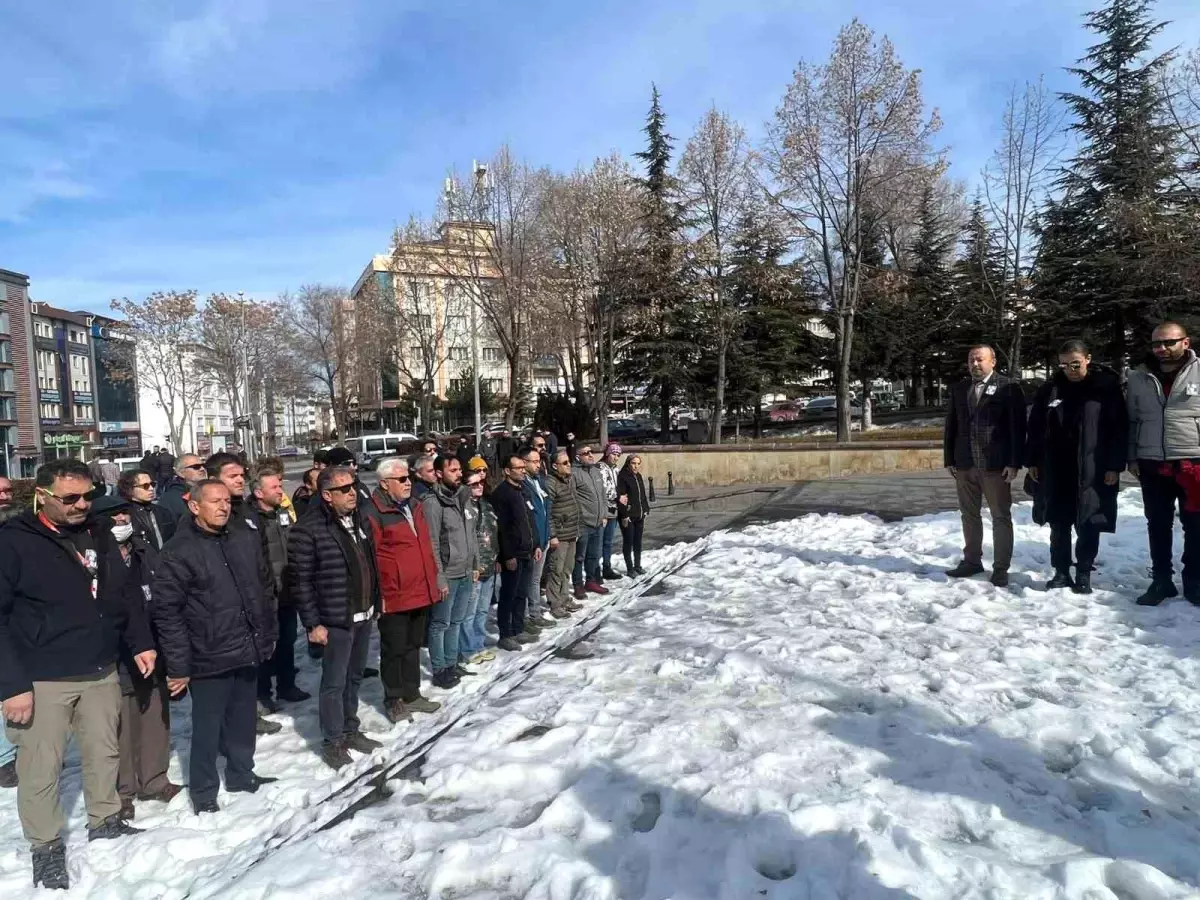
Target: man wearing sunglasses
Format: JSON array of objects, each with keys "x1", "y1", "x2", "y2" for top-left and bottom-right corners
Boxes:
[
  {"x1": 158, "y1": 454, "x2": 208, "y2": 524},
  {"x1": 572, "y1": 446, "x2": 610, "y2": 598},
  {"x1": 0, "y1": 460, "x2": 154, "y2": 888},
  {"x1": 1126, "y1": 322, "x2": 1200, "y2": 605}
]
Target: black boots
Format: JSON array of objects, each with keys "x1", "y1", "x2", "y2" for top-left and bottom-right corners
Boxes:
[
  {"x1": 947, "y1": 561, "x2": 985, "y2": 578},
  {"x1": 1046, "y1": 570, "x2": 1075, "y2": 590},
  {"x1": 32, "y1": 840, "x2": 68, "y2": 890},
  {"x1": 1137, "y1": 577, "x2": 1179, "y2": 606},
  {"x1": 603, "y1": 567, "x2": 623, "y2": 580},
  {"x1": 88, "y1": 813, "x2": 142, "y2": 841},
  {"x1": 1073, "y1": 570, "x2": 1093, "y2": 595}
]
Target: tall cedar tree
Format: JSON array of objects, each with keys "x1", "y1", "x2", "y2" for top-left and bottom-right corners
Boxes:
[
  {"x1": 950, "y1": 197, "x2": 1006, "y2": 375},
  {"x1": 1036, "y1": 0, "x2": 1185, "y2": 364},
  {"x1": 616, "y1": 87, "x2": 695, "y2": 435},
  {"x1": 724, "y1": 214, "x2": 823, "y2": 434},
  {"x1": 842, "y1": 207, "x2": 903, "y2": 405},
  {"x1": 903, "y1": 184, "x2": 957, "y2": 399}
]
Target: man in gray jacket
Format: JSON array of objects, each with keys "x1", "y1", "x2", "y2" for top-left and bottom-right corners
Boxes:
[
  {"x1": 1126, "y1": 321, "x2": 1200, "y2": 606},
  {"x1": 572, "y1": 444, "x2": 609, "y2": 599},
  {"x1": 546, "y1": 450, "x2": 585, "y2": 618},
  {"x1": 421, "y1": 456, "x2": 478, "y2": 688}
]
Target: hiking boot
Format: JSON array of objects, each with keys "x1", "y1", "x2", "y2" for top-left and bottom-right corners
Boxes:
[
  {"x1": 603, "y1": 567, "x2": 623, "y2": 580},
  {"x1": 406, "y1": 696, "x2": 442, "y2": 714},
  {"x1": 227, "y1": 775, "x2": 277, "y2": 794},
  {"x1": 1073, "y1": 570, "x2": 1093, "y2": 595},
  {"x1": 1045, "y1": 570, "x2": 1074, "y2": 590},
  {"x1": 385, "y1": 699, "x2": 413, "y2": 723},
  {"x1": 989, "y1": 570, "x2": 1009, "y2": 588},
  {"x1": 947, "y1": 561, "x2": 985, "y2": 578},
  {"x1": 320, "y1": 739, "x2": 353, "y2": 770},
  {"x1": 0, "y1": 760, "x2": 17, "y2": 788},
  {"x1": 548, "y1": 605, "x2": 572, "y2": 619},
  {"x1": 498, "y1": 637, "x2": 523, "y2": 652},
  {"x1": 572, "y1": 585, "x2": 587, "y2": 600},
  {"x1": 514, "y1": 632, "x2": 538, "y2": 644},
  {"x1": 256, "y1": 715, "x2": 283, "y2": 736},
  {"x1": 1137, "y1": 578, "x2": 1178, "y2": 606},
  {"x1": 345, "y1": 731, "x2": 383, "y2": 753},
  {"x1": 137, "y1": 783, "x2": 183, "y2": 804},
  {"x1": 565, "y1": 600, "x2": 584, "y2": 612},
  {"x1": 276, "y1": 686, "x2": 312, "y2": 703},
  {"x1": 31, "y1": 839, "x2": 68, "y2": 890},
  {"x1": 634, "y1": 566, "x2": 646, "y2": 575},
  {"x1": 523, "y1": 620, "x2": 544, "y2": 635},
  {"x1": 431, "y1": 669, "x2": 460, "y2": 689},
  {"x1": 193, "y1": 799, "x2": 220, "y2": 815},
  {"x1": 529, "y1": 613, "x2": 557, "y2": 628},
  {"x1": 585, "y1": 581, "x2": 609, "y2": 595},
  {"x1": 88, "y1": 813, "x2": 143, "y2": 841}
]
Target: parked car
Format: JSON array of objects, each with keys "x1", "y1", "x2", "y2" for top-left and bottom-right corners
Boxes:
[
  {"x1": 803, "y1": 397, "x2": 861, "y2": 420},
  {"x1": 344, "y1": 432, "x2": 421, "y2": 469},
  {"x1": 607, "y1": 417, "x2": 659, "y2": 443},
  {"x1": 767, "y1": 401, "x2": 803, "y2": 423}
]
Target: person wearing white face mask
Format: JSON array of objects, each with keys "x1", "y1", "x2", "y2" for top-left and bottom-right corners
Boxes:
[{"x1": 92, "y1": 496, "x2": 182, "y2": 822}]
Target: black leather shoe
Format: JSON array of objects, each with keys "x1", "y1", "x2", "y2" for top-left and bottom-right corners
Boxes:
[
  {"x1": 947, "y1": 561, "x2": 985, "y2": 578},
  {"x1": 88, "y1": 814, "x2": 143, "y2": 841},
  {"x1": 193, "y1": 799, "x2": 220, "y2": 815},
  {"x1": 276, "y1": 686, "x2": 311, "y2": 703},
  {"x1": 1046, "y1": 571, "x2": 1074, "y2": 590},
  {"x1": 1137, "y1": 578, "x2": 1178, "y2": 606},
  {"x1": 1073, "y1": 571, "x2": 1093, "y2": 595},
  {"x1": 989, "y1": 570, "x2": 1009, "y2": 588},
  {"x1": 226, "y1": 775, "x2": 278, "y2": 794}
]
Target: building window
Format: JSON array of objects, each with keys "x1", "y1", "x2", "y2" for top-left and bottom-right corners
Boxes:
[
  {"x1": 204, "y1": 399, "x2": 214, "y2": 412},
  {"x1": 219, "y1": 417, "x2": 231, "y2": 429},
  {"x1": 68, "y1": 327, "x2": 87, "y2": 345},
  {"x1": 0, "y1": 370, "x2": 12, "y2": 392},
  {"x1": 408, "y1": 345, "x2": 424, "y2": 361},
  {"x1": 70, "y1": 355, "x2": 91, "y2": 392},
  {"x1": 414, "y1": 315, "x2": 432, "y2": 333},
  {"x1": 447, "y1": 346, "x2": 467, "y2": 361},
  {"x1": 0, "y1": 398, "x2": 14, "y2": 419},
  {"x1": 33, "y1": 320, "x2": 53, "y2": 339},
  {"x1": 0, "y1": 340, "x2": 9, "y2": 364},
  {"x1": 40, "y1": 402, "x2": 61, "y2": 419},
  {"x1": 36, "y1": 350, "x2": 58, "y2": 390},
  {"x1": 0, "y1": 311, "x2": 9, "y2": 334},
  {"x1": 449, "y1": 379, "x2": 464, "y2": 393},
  {"x1": 482, "y1": 347, "x2": 501, "y2": 362},
  {"x1": 484, "y1": 379, "x2": 503, "y2": 393},
  {"x1": 74, "y1": 404, "x2": 94, "y2": 421},
  {"x1": 445, "y1": 315, "x2": 467, "y2": 334}
]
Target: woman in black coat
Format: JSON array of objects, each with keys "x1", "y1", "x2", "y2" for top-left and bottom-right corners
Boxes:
[
  {"x1": 1025, "y1": 339, "x2": 1128, "y2": 594},
  {"x1": 616, "y1": 455, "x2": 650, "y2": 576}
]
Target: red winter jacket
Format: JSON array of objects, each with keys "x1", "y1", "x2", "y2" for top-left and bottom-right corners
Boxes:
[{"x1": 362, "y1": 490, "x2": 441, "y2": 614}]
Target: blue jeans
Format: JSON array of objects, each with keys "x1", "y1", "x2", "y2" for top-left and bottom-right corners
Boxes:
[
  {"x1": 460, "y1": 573, "x2": 496, "y2": 658},
  {"x1": 0, "y1": 725, "x2": 14, "y2": 767},
  {"x1": 428, "y1": 576, "x2": 474, "y2": 671},
  {"x1": 573, "y1": 524, "x2": 602, "y2": 586},
  {"x1": 603, "y1": 518, "x2": 618, "y2": 570}
]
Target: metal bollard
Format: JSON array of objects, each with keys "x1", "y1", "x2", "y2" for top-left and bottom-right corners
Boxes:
[
  {"x1": 668, "y1": 471, "x2": 675, "y2": 496},
  {"x1": 648, "y1": 476, "x2": 656, "y2": 502}
]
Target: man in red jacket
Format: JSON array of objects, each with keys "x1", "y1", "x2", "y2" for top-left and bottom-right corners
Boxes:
[{"x1": 362, "y1": 458, "x2": 443, "y2": 723}]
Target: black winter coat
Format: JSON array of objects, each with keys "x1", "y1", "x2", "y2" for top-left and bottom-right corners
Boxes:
[
  {"x1": 1025, "y1": 365, "x2": 1128, "y2": 532},
  {"x1": 943, "y1": 372, "x2": 1027, "y2": 470},
  {"x1": 152, "y1": 517, "x2": 278, "y2": 679},
  {"x1": 617, "y1": 467, "x2": 650, "y2": 521},
  {"x1": 0, "y1": 512, "x2": 154, "y2": 700},
  {"x1": 492, "y1": 480, "x2": 536, "y2": 561},
  {"x1": 157, "y1": 478, "x2": 192, "y2": 524},
  {"x1": 129, "y1": 500, "x2": 177, "y2": 552},
  {"x1": 288, "y1": 501, "x2": 381, "y2": 630}
]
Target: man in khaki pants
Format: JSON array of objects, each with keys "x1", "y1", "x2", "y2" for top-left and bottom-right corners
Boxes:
[{"x1": 0, "y1": 460, "x2": 156, "y2": 890}]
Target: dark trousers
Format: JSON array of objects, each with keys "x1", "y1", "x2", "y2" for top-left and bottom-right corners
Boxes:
[
  {"x1": 953, "y1": 467, "x2": 1014, "y2": 572},
  {"x1": 621, "y1": 518, "x2": 645, "y2": 572},
  {"x1": 378, "y1": 608, "x2": 430, "y2": 704},
  {"x1": 1049, "y1": 522, "x2": 1101, "y2": 573},
  {"x1": 188, "y1": 667, "x2": 258, "y2": 805},
  {"x1": 117, "y1": 672, "x2": 171, "y2": 800},
  {"x1": 258, "y1": 605, "x2": 299, "y2": 699},
  {"x1": 319, "y1": 621, "x2": 372, "y2": 744},
  {"x1": 1139, "y1": 463, "x2": 1200, "y2": 585},
  {"x1": 498, "y1": 557, "x2": 531, "y2": 638}
]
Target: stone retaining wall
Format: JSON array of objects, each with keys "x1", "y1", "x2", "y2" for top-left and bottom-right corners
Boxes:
[{"x1": 623, "y1": 442, "x2": 943, "y2": 487}]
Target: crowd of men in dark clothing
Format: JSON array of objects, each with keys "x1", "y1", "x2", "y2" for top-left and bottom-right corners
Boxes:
[{"x1": 0, "y1": 430, "x2": 651, "y2": 890}]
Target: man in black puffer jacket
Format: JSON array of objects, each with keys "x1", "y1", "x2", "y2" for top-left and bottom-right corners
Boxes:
[
  {"x1": 152, "y1": 480, "x2": 278, "y2": 815},
  {"x1": 288, "y1": 467, "x2": 382, "y2": 770}
]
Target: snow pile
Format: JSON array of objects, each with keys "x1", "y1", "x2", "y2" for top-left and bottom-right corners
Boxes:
[{"x1": 6, "y1": 492, "x2": 1200, "y2": 898}]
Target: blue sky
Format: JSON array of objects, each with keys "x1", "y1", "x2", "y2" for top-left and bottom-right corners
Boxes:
[{"x1": 3, "y1": 0, "x2": 1198, "y2": 314}]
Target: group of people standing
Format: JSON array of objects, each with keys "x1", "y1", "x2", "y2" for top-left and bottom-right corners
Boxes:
[
  {"x1": 0, "y1": 432, "x2": 651, "y2": 890},
  {"x1": 945, "y1": 321, "x2": 1200, "y2": 603}
]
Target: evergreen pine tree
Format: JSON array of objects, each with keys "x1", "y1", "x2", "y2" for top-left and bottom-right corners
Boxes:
[
  {"x1": 615, "y1": 86, "x2": 695, "y2": 434},
  {"x1": 902, "y1": 184, "x2": 957, "y2": 398},
  {"x1": 950, "y1": 196, "x2": 1006, "y2": 376},
  {"x1": 1036, "y1": 0, "x2": 1186, "y2": 363}
]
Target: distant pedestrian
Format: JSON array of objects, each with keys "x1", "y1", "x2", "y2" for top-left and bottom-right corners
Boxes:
[
  {"x1": 153, "y1": 480, "x2": 278, "y2": 814},
  {"x1": 100, "y1": 454, "x2": 121, "y2": 497},
  {"x1": 1125, "y1": 322, "x2": 1200, "y2": 605},
  {"x1": 943, "y1": 345, "x2": 1026, "y2": 588},
  {"x1": 154, "y1": 447, "x2": 175, "y2": 493},
  {"x1": 617, "y1": 454, "x2": 650, "y2": 576}
]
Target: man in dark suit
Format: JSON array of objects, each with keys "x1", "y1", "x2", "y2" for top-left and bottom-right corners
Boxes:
[{"x1": 943, "y1": 345, "x2": 1027, "y2": 587}]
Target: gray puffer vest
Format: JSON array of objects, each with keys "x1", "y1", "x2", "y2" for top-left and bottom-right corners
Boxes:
[{"x1": 1126, "y1": 351, "x2": 1200, "y2": 461}]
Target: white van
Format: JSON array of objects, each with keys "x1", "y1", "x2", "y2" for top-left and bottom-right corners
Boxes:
[{"x1": 343, "y1": 432, "x2": 420, "y2": 469}]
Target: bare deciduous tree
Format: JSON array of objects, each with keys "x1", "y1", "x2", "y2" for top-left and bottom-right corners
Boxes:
[
  {"x1": 764, "y1": 19, "x2": 942, "y2": 441},
  {"x1": 679, "y1": 106, "x2": 753, "y2": 443},
  {"x1": 283, "y1": 284, "x2": 355, "y2": 442},
  {"x1": 109, "y1": 290, "x2": 205, "y2": 452}
]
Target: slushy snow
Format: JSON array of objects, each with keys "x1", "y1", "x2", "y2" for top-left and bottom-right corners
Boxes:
[{"x1": 4, "y1": 490, "x2": 1200, "y2": 898}]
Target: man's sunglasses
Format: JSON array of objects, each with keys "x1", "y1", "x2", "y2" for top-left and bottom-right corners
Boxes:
[
  {"x1": 183, "y1": 463, "x2": 207, "y2": 471},
  {"x1": 325, "y1": 483, "x2": 357, "y2": 495},
  {"x1": 40, "y1": 487, "x2": 103, "y2": 505},
  {"x1": 133, "y1": 480, "x2": 155, "y2": 489},
  {"x1": 381, "y1": 475, "x2": 411, "y2": 483},
  {"x1": 1151, "y1": 338, "x2": 1185, "y2": 349}
]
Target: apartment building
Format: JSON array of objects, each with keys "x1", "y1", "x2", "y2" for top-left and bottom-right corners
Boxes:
[
  {"x1": 28, "y1": 302, "x2": 99, "y2": 461},
  {"x1": 0, "y1": 269, "x2": 36, "y2": 477}
]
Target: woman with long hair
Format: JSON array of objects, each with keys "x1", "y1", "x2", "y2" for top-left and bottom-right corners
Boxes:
[
  {"x1": 1025, "y1": 339, "x2": 1128, "y2": 594},
  {"x1": 616, "y1": 454, "x2": 650, "y2": 576}
]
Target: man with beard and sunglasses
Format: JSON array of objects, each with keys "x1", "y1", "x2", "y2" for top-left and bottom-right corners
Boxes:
[
  {"x1": 1126, "y1": 322, "x2": 1200, "y2": 605},
  {"x1": 0, "y1": 460, "x2": 154, "y2": 889}
]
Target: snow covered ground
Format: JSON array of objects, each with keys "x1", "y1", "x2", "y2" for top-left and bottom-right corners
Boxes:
[
  {"x1": 776, "y1": 416, "x2": 944, "y2": 438},
  {"x1": 6, "y1": 491, "x2": 1200, "y2": 898}
]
